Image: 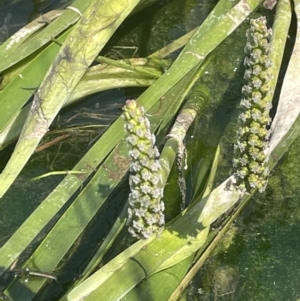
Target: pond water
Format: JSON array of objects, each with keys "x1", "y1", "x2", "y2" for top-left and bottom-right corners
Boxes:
[
  {"x1": 184, "y1": 135, "x2": 300, "y2": 301},
  {"x1": 0, "y1": 0, "x2": 300, "y2": 300}
]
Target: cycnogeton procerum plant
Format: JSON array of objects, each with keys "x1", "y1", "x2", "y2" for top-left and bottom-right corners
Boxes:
[
  {"x1": 122, "y1": 99, "x2": 165, "y2": 239},
  {"x1": 233, "y1": 16, "x2": 273, "y2": 193}
]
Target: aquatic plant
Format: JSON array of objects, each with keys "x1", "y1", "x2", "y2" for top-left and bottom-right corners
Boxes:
[
  {"x1": 122, "y1": 99, "x2": 165, "y2": 239},
  {"x1": 232, "y1": 16, "x2": 273, "y2": 193},
  {"x1": 0, "y1": 1, "x2": 298, "y2": 300}
]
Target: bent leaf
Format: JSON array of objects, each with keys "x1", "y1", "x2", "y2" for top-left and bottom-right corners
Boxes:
[{"x1": 0, "y1": 0, "x2": 141, "y2": 198}]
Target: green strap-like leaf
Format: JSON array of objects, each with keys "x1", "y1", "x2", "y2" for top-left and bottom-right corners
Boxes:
[
  {"x1": 3, "y1": 55, "x2": 198, "y2": 300},
  {"x1": 267, "y1": 0, "x2": 297, "y2": 156},
  {"x1": 0, "y1": 58, "x2": 168, "y2": 150},
  {"x1": 0, "y1": 0, "x2": 93, "y2": 72},
  {"x1": 0, "y1": 10, "x2": 63, "y2": 55},
  {"x1": 0, "y1": 29, "x2": 72, "y2": 133},
  {"x1": 0, "y1": 0, "x2": 141, "y2": 198}
]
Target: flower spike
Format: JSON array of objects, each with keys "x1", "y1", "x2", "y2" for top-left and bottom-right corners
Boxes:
[
  {"x1": 123, "y1": 99, "x2": 165, "y2": 239},
  {"x1": 233, "y1": 17, "x2": 272, "y2": 193}
]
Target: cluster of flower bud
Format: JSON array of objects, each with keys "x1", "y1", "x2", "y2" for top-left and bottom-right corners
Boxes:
[
  {"x1": 233, "y1": 17, "x2": 272, "y2": 193},
  {"x1": 122, "y1": 99, "x2": 165, "y2": 239}
]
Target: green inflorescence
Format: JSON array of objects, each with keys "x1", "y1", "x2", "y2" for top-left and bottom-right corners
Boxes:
[
  {"x1": 233, "y1": 16, "x2": 273, "y2": 193},
  {"x1": 122, "y1": 99, "x2": 165, "y2": 239}
]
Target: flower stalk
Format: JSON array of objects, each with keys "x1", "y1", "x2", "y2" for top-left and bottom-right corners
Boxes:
[
  {"x1": 122, "y1": 99, "x2": 165, "y2": 239},
  {"x1": 233, "y1": 17, "x2": 273, "y2": 193}
]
